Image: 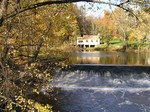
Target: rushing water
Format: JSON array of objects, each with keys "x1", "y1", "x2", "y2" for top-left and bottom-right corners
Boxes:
[
  {"x1": 69, "y1": 51, "x2": 150, "y2": 65},
  {"x1": 48, "y1": 51, "x2": 150, "y2": 111},
  {"x1": 49, "y1": 65, "x2": 150, "y2": 112}
]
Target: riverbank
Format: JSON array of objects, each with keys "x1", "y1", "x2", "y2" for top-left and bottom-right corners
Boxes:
[{"x1": 76, "y1": 43, "x2": 150, "y2": 52}]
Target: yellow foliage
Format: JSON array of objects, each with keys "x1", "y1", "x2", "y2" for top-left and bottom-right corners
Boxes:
[{"x1": 27, "y1": 99, "x2": 52, "y2": 112}]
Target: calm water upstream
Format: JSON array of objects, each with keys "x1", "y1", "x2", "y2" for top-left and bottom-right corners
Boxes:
[
  {"x1": 49, "y1": 51, "x2": 150, "y2": 112},
  {"x1": 69, "y1": 51, "x2": 150, "y2": 65}
]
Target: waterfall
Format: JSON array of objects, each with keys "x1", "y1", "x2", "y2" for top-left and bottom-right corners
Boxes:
[{"x1": 49, "y1": 65, "x2": 150, "y2": 112}]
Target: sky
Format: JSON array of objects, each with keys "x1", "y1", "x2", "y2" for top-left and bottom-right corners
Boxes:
[{"x1": 75, "y1": 1, "x2": 116, "y2": 18}]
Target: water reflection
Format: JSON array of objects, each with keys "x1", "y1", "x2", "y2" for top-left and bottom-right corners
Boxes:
[{"x1": 69, "y1": 51, "x2": 150, "y2": 65}]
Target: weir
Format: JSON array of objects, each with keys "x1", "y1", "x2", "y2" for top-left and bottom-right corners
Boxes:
[
  {"x1": 63, "y1": 64, "x2": 150, "y2": 73},
  {"x1": 50, "y1": 65, "x2": 150, "y2": 112}
]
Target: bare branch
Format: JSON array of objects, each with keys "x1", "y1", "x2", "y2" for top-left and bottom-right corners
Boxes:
[
  {"x1": 118, "y1": 0, "x2": 130, "y2": 6},
  {"x1": 3, "y1": 0, "x2": 139, "y2": 21}
]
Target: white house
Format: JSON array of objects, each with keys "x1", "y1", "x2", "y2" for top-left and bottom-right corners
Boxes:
[{"x1": 77, "y1": 34, "x2": 101, "y2": 48}]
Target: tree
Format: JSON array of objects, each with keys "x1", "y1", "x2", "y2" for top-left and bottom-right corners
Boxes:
[
  {"x1": 0, "y1": 2, "x2": 81, "y2": 111},
  {"x1": 128, "y1": 10, "x2": 150, "y2": 51},
  {"x1": 96, "y1": 10, "x2": 114, "y2": 45},
  {"x1": 0, "y1": 0, "x2": 149, "y2": 26},
  {"x1": 99, "y1": 26, "x2": 113, "y2": 45}
]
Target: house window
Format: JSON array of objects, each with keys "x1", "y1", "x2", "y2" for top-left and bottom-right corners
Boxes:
[
  {"x1": 78, "y1": 40, "x2": 83, "y2": 43},
  {"x1": 91, "y1": 40, "x2": 93, "y2": 42},
  {"x1": 96, "y1": 40, "x2": 98, "y2": 42},
  {"x1": 86, "y1": 40, "x2": 88, "y2": 42}
]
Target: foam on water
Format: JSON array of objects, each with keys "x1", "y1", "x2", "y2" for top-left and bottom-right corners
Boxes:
[
  {"x1": 50, "y1": 67, "x2": 150, "y2": 112},
  {"x1": 53, "y1": 85, "x2": 150, "y2": 93},
  {"x1": 51, "y1": 70, "x2": 150, "y2": 93}
]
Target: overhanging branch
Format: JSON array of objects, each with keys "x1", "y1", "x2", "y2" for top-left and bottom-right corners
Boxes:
[{"x1": 3, "y1": 0, "x2": 139, "y2": 22}]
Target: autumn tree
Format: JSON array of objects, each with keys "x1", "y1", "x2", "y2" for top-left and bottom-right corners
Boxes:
[
  {"x1": 74, "y1": 7, "x2": 94, "y2": 36},
  {"x1": 128, "y1": 10, "x2": 150, "y2": 51},
  {"x1": 0, "y1": 2, "x2": 81, "y2": 111},
  {"x1": 1, "y1": 0, "x2": 149, "y2": 26},
  {"x1": 96, "y1": 10, "x2": 114, "y2": 45}
]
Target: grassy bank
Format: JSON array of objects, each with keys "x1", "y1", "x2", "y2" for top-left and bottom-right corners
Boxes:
[{"x1": 94, "y1": 39, "x2": 150, "y2": 52}]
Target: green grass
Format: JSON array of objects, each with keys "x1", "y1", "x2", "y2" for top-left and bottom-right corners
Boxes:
[
  {"x1": 96, "y1": 39, "x2": 150, "y2": 51},
  {"x1": 95, "y1": 44, "x2": 107, "y2": 50},
  {"x1": 96, "y1": 44, "x2": 107, "y2": 48},
  {"x1": 109, "y1": 39, "x2": 125, "y2": 46},
  {"x1": 109, "y1": 39, "x2": 122, "y2": 44}
]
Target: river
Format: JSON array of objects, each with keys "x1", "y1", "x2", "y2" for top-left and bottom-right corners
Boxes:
[
  {"x1": 49, "y1": 51, "x2": 150, "y2": 112},
  {"x1": 69, "y1": 51, "x2": 150, "y2": 65}
]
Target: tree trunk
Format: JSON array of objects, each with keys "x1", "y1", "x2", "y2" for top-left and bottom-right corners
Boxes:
[
  {"x1": 0, "y1": 0, "x2": 8, "y2": 25},
  {"x1": 137, "y1": 45, "x2": 141, "y2": 52},
  {"x1": 33, "y1": 38, "x2": 44, "y2": 61},
  {"x1": 2, "y1": 45, "x2": 9, "y2": 59}
]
